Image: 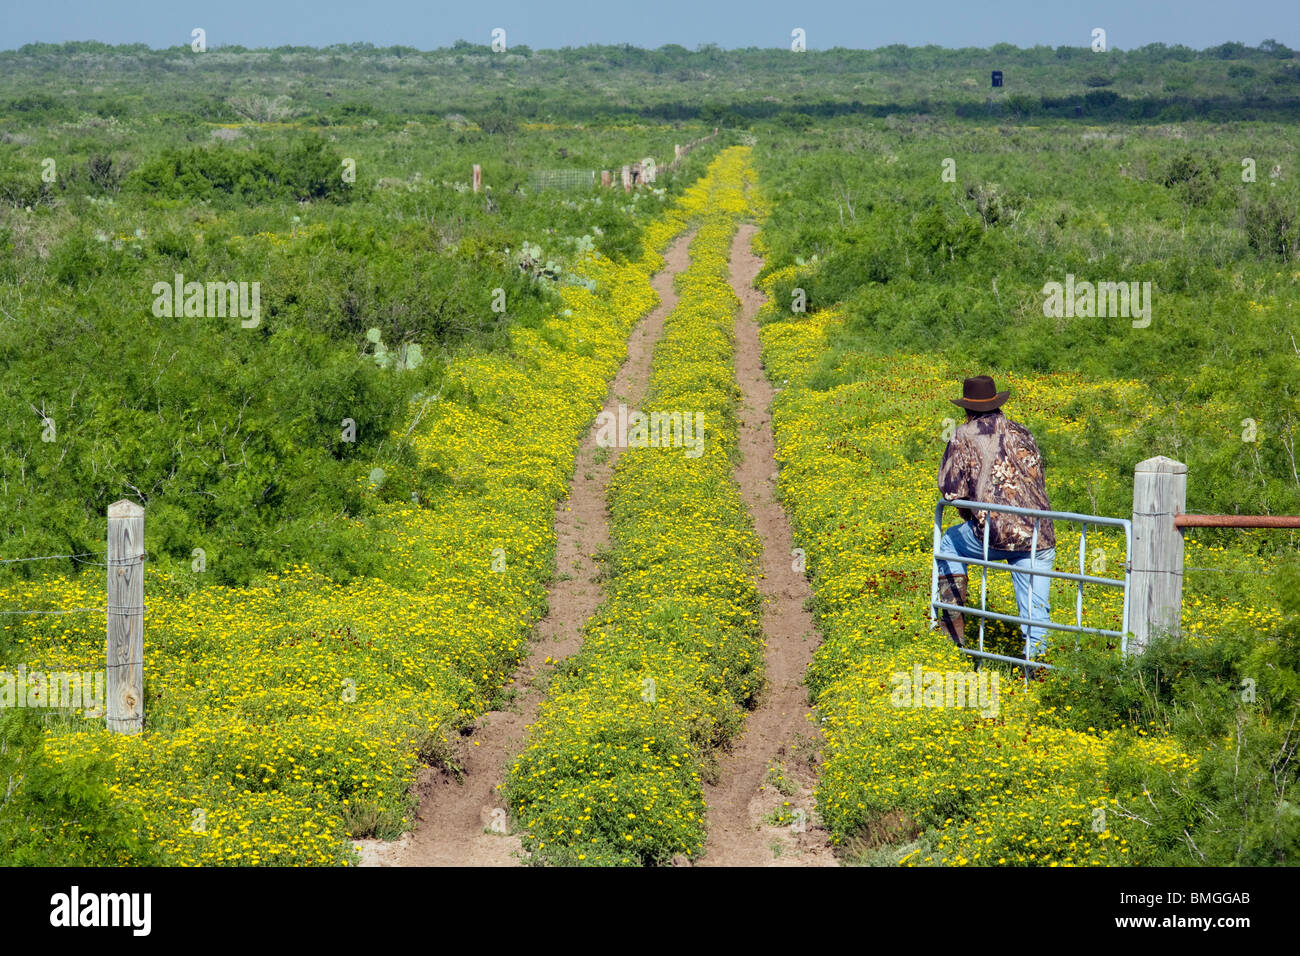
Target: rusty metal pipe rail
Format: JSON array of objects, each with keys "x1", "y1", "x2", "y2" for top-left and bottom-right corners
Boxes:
[{"x1": 1174, "y1": 514, "x2": 1300, "y2": 529}]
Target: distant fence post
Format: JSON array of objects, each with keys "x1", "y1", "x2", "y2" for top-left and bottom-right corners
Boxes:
[
  {"x1": 601, "y1": 169, "x2": 610, "y2": 187},
  {"x1": 674, "y1": 144, "x2": 682, "y2": 160},
  {"x1": 1130, "y1": 456, "x2": 1186, "y2": 654},
  {"x1": 621, "y1": 165, "x2": 632, "y2": 191},
  {"x1": 472, "y1": 163, "x2": 482, "y2": 193},
  {"x1": 107, "y1": 500, "x2": 144, "y2": 734}
]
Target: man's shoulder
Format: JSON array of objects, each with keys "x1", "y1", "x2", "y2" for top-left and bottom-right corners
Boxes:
[{"x1": 1003, "y1": 416, "x2": 1039, "y2": 443}]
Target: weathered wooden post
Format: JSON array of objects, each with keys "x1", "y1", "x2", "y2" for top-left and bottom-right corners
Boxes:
[
  {"x1": 472, "y1": 163, "x2": 482, "y2": 193},
  {"x1": 621, "y1": 165, "x2": 632, "y2": 192},
  {"x1": 601, "y1": 170, "x2": 611, "y2": 188},
  {"x1": 1129, "y1": 456, "x2": 1186, "y2": 653},
  {"x1": 106, "y1": 500, "x2": 144, "y2": 733},
  {"x1": 642, "y1": 157, "x2": 656, "y2": 183},
  {"x1": 674, "y1": 144, "x2": 682, "y2": 160}
]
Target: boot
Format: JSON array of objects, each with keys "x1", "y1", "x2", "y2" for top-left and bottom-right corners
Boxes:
[{"x1": 937, "y1": 572, "x2": 968, "y2": 648}]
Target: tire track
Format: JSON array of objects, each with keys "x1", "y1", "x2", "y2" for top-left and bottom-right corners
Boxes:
[
  {"x1": 698, "y1": 223, "x2": 837, "y2": 867},
  {"x1": 356, "y1": 231, "x2": 695, "y2": 866}
]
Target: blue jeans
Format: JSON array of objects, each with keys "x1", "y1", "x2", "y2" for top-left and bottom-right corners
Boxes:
[{"x1": 937, "y1": 520, "x2": 1055, "y2": 656}]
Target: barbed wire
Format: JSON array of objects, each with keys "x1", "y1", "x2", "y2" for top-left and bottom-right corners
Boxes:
[
  {"x1": 0, "y1": 548, "x2": 144, "y2": 618},
  {"x1": 0, "y1": 551, "x2": 106, "y2": 565},
  {"x1": 1185, "y1": 566, "x2": 1278, "y2": 575},
  {"x1": 1, "y1": 549, "x2": 142, "y2": 569}
]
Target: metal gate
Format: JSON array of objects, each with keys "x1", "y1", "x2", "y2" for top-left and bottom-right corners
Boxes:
[{"x1": 930, "y1": 498, "x2": 1132, "y2": 672}]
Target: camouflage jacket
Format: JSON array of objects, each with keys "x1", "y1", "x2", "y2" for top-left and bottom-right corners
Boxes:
[{"x1": 937, "y1": 410, "x2": 1056, "y2": 552}]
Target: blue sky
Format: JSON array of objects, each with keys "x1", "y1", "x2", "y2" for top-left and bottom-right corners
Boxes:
[{"x1": 1, "y1": 0, "x2": 1295, "y2": 51}]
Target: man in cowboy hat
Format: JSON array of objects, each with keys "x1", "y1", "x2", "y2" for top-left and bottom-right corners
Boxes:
[{"x1": 934, "y1": 375, "x2": 1056, "y2": 660}]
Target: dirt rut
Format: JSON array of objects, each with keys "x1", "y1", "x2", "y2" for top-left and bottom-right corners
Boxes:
[
  {"x1": 355, "y1": 232, "x2": 694, "y2": 867},
  {"x1": 697, "y1": 223, "x2": 837, "y2": 867}
]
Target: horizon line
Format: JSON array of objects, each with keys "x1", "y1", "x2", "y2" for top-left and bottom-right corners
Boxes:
[{"x1": 2, "y1": 38, "x2": 1294, "y2": 55}]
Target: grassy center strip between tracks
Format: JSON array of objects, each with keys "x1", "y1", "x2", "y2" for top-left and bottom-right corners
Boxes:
[{"x1": 504, "y1": 147, "x2": 764, "y2": 865}]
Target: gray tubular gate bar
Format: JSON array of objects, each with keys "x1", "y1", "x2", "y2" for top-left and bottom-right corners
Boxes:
[{"x1": 930, "y1": 499, "x2": 1132, "y2": 672}]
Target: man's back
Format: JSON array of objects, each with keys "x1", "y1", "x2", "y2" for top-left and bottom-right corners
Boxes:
[{"x1": 937, "y1": 410, "x2": 1056, "y2": 551}]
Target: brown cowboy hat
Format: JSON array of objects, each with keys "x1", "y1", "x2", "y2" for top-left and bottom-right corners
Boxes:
[{"x1": 950, "y1": 375, "x2": 1009, "y2": 411}]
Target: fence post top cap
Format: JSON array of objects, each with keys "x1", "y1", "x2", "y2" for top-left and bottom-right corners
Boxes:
[
  {"x1": 108, "y1": 499, "x2": 145, "y2": 517},
  {"x1": 1135, "y1": 455, "x2": 1187, "y2": 474}
]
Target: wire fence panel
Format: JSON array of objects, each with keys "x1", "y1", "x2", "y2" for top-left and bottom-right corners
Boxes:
[{"x1": 529, "y1": 169, "x2": 597, "y2": 191}]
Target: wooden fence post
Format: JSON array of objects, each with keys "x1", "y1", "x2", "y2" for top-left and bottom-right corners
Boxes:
[
  {"x1": 1130, "y1": 456, "x2": 1186, "y2": 653},
  {"x1": 621, "y1": 165, "x2": 632, "y2": 192},
  {"x1": 601, "y1": 170, "x2": 610, "y2": 188},
  {"x1": 472, "y1": 163, "x2": 482, "y2": 193},
  {"x1": 107, "y1": 499, "x2": 144, "y2": 734}
]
